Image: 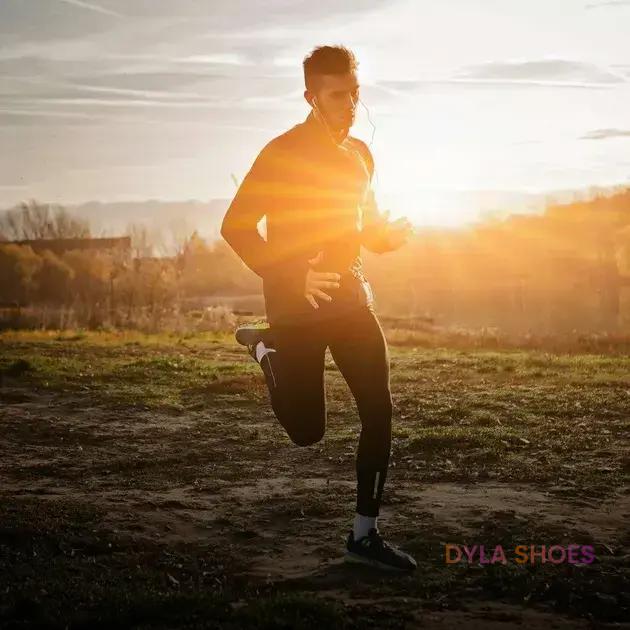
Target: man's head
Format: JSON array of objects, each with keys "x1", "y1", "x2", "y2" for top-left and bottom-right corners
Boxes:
[{"x1": 303, "y1": 45, "x2": 360, "y2": 133}]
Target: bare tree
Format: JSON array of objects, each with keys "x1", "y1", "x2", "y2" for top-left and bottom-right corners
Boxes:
[
  {"x1": 0, "y1": 199, "x2": 91, "y2": 241},
  {"x1": 166, "y1": 215, "x2": 194, "y2": 257},
  {"x1": 126, "y1": 222, "x2": 159, "y2": 258}
]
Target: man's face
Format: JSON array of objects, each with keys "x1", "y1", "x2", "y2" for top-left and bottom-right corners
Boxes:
[{"x1": 309, "y1": 72, "x2": 359, "y2": 131}]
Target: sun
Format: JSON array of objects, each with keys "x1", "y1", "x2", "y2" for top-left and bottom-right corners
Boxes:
[{"x1": 375, "y1": 187, "x2": 480, "y2": 229}]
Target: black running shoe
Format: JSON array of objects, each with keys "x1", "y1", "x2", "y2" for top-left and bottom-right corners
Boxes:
[
  {"x1": 345, "y1": 528, "x2": 417, "y2": 572},
  {"x1": 235, "y1": 324, "x2": 274, "y2": 361}
]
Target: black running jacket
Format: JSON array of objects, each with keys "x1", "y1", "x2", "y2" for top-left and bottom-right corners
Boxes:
[{"x1": 221, "y1": 110, "x2": 395, "y2": 326}]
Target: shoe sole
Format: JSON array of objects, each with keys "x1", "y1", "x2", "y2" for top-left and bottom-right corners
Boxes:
[
  {"x1": 236, "y1": 326, "x2": 274, "y2": 349},
  {"x1": 235, "y1": 327, "x2": 261, "y2": 347},
  {"x1": 344, "y1": 551, "x2": 415, "y2": 573},
  {"x1": 234, "y1": 328, "x2": 254, "y2": 346}
]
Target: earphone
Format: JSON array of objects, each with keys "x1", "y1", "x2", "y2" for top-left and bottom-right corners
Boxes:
[
  {"x1": 359, "y1": 97, "x2": 376, "y2": 150},
  {"x1": 310, "y1": 95, "x2": 375, "y2": 145},
  {"x1": 310, "y1": 93, "x2": 379, "y2": 187},
  {"x1": 311, "y1": 96, "x2": 324, "y2": 122},
  {"x1": 310, "y1": 95, "x2": 339, "y2": 146}
]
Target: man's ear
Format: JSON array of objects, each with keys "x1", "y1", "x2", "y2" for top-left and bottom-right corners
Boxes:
[{"x1": 304, "y1": 89, "x2": 314, "y2": 107}]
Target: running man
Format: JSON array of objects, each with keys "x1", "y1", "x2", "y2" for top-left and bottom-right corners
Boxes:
[{"x1": 221, "y1": 45, "x2": 416, "y2": 572}]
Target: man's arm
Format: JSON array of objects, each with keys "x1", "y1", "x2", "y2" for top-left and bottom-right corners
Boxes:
[
  {"x1": 361, "y1": 188, "x2": 400, "y2": 254},
  {"x1": 220, "y1": 142, "x2": 308, "y2": 293},
  {"x1": 353, "y1": 140, "x2": 399, "y2": 254}
]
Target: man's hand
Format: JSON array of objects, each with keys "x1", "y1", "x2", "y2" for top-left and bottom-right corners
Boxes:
[
  {"x1": 304, "y1": 251, "x2": 341, "y2": 310},
  {"x1": 376, "y1": 211, "x2": 413, "y2": 251},
  {"x1": 384, "y1": 214, "x2": 413, "y2": 251}
]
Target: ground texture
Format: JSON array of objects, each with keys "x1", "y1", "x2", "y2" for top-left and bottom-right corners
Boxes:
[{"x1": 1, "y1": 329, "x2": 629, "y2": 629}]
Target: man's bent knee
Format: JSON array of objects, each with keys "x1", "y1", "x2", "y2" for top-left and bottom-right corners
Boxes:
[{"x1": 288, "y1": 427, "x2": 325, "y2": 447}]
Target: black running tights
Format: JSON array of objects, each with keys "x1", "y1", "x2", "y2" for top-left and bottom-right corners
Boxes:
[{"x1": 259, "y1": 306, "x2": 392, "y2": 517}]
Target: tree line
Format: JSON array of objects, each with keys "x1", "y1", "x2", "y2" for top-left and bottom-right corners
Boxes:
[{"x1": 1, "y1": 190, "x2": 630, "y2": 334}]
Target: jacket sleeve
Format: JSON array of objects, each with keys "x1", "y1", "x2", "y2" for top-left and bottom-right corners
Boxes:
[
  {"x1": 361, "y1": 188, "x2": 399, "y2": 254},
  {"x1": 354, "y1": 141, "x2": 397, "y2": 254},
  {"x1": 220, "y1": 142, "x2": 309, "y2": 294}
]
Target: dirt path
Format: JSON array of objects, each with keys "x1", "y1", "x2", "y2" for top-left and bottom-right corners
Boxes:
[{"x1": 2, "y1": 396, "x2": 630, "y2": 628}]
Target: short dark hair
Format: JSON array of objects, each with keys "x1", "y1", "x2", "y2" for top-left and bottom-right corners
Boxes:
[{"x1": 303, "y1": 45, "x2": 358, "y2": 91}]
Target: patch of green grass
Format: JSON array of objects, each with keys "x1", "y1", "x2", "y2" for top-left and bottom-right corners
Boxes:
[
  {"x1": 0, "y1": 334, "x2": 264, "y2": 409},
  {"x1": 0, "y1": 328, "x2": 230, "y2": 348},
  {"x1": 406, "y1": 425, "x2": 520, "y2": 454},
  {"x1": 2, "y1": 328, "x2": 629, "y2": 495}
]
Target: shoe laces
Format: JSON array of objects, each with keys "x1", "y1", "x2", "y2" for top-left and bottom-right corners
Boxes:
[
  {"x1": 353, "y1": 529, "x2": 414, "y2": 567},
  {"x1": 359, "y1": 528, "x2": 392, "y2": 552}
]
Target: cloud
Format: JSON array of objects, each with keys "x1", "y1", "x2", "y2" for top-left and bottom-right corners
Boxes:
[
  {"x1": 88, "y1": 0, "x2": 387, "y2": 24},
  {"x1": 56, "y1": 0, "x2": 125, "y2": 18},
  {"x1": 0, "y1": 0, "x2": 388, "y2": 47},
  {"x1": 375, "y1": 77, "x2": 611, "y2": 94},
  {"x1": 0, "y1": 0, "x2": 391, "y2": 109},
  {"x1": 585, "y1": 1, "x2": 630, "y2": 9},
  {"x1": 0, "y1": 107, "x2": 147, "y2": 129},
  {"x1": 371, "y1": 59, "x2": 628, "y2": 95},
  {"x1": 2, "y1": 74, "x2": 215, "y2": 102},
  {"x1": 454, "y1": 59, "x2": 626, "y2": 86},
  {"x1": 0, "y1": 0, "x2": 121, "y2": 44},
  {"x1": 0, "y1": 108, "x2": 107, "y2": 120},
  {"x1": 581, "y1": 128, "x2": 630, "y2": 140},
  {"x1": 611, "y1": 63, "x2": 630, "y2": 77},
  {"x1": 0, "y1": 66, "x2": 302, "y2": 121},
  {"x1": 0, "y1": 184, "x2": 29, "y2": 191}
]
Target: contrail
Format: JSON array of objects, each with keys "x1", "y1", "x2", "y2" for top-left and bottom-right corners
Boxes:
[{"x1": 56, "y1": 0, "x2": 125, "y2": 18}]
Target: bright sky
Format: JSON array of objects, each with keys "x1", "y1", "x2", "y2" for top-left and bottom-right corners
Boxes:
[{"x1": 1, "y1": 0, "x2": 629, "y2": 226}]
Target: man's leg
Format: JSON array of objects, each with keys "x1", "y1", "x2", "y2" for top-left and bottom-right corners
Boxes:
[
  {"x1": 328, "y1": 307, "x2": 416, "y2": 571},
  {"x1": 237, "y1": 322, "x2": 328, "y2": 447},
  {"x1": 328, "y1": 307, "x2": 392, "y2": 520}
]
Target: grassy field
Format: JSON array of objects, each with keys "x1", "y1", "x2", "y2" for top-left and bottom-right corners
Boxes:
[{"x1": 1, "y1": 327, "x2": 629, "y2": 629}]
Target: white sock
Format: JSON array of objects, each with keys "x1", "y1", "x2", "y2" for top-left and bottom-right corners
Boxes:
[
  {"x1": 353, "y1": 513, "x2": 378, "y2": 540},
  {"x1": 255, "y1": 340, "x2": 276, "y2": 363}
]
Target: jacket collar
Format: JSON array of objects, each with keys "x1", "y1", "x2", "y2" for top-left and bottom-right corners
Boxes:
[{"x1": 302, "y1": 110, "x2": 350, "y2": 148}]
